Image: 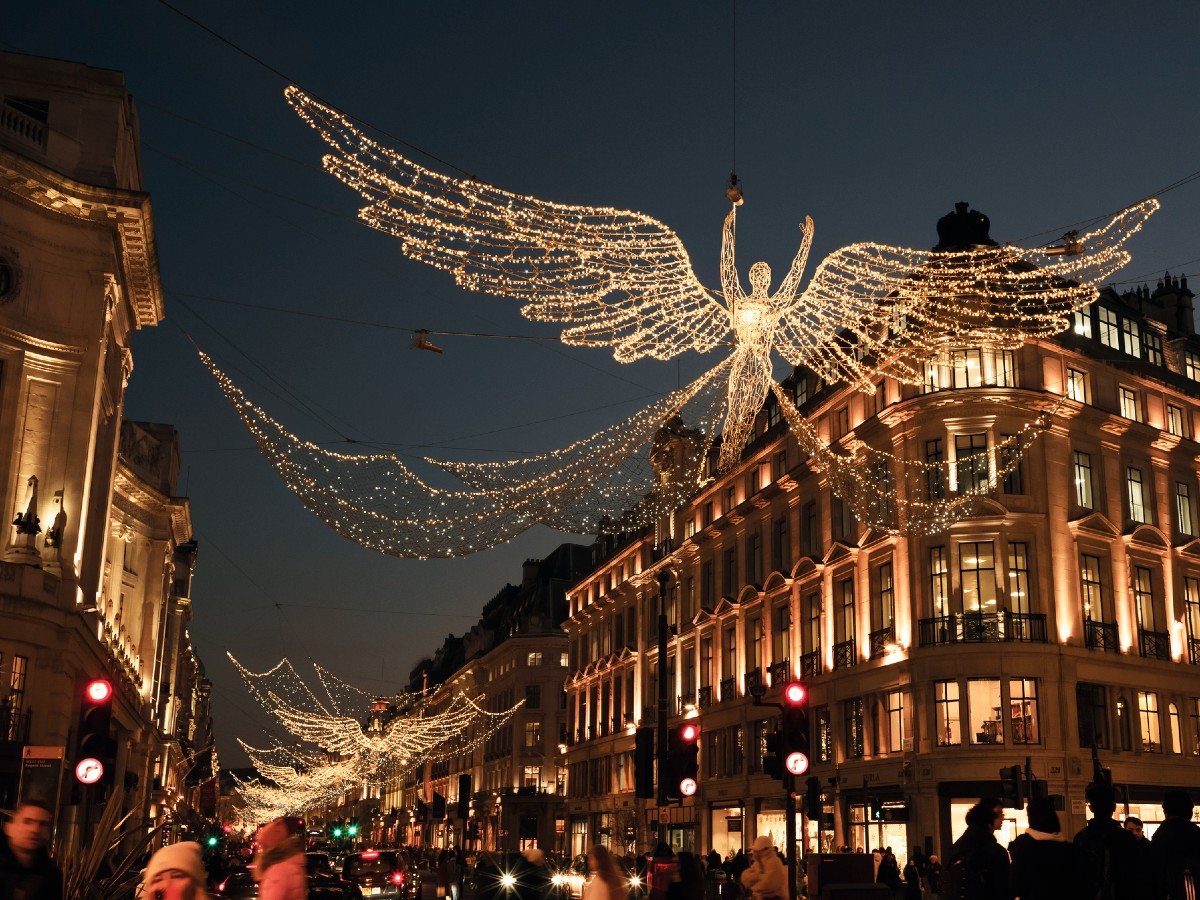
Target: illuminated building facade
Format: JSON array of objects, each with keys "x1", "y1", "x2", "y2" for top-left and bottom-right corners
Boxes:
[
  {"x1": 0, "y1": 51, "x2": 213, "y2": 847},
  {"x1": 562, "y1": 269, "x2": 1200, "y2": 868}
]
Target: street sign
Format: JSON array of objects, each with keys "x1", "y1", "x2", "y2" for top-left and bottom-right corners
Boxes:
[{"x1": 19, "y1": 746, "x2": 65, "y2": 822}]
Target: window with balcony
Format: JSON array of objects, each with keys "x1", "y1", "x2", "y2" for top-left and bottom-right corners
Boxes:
[
  {"x1": 1120, "y1": 387, "x2": 1142, "y2": 422},
  {"x1": 1138, "y1": 691, "x2": 1161, "y2": 752},
  {"x1": 1010, "y1": 679, "x2": 1039, "y2": 744},
  {"x1": 1066, "y1": 367, "x2": 1088, "y2": 402},
  {"x1": 935, "y1": 680, "x2": 961, "y2": 746},
  {"x1": 805, "y1": 592, "x2": 821, "y2": 676},
  {"x1": 1074, "y1": 451, "x2": 1094, "y2": 508},
  {"x1": 1127, "y1": 467, "x2": 1150, "y2": 524},
  {"x1": 1007, "y1": 543, "x2": 1031, "y2": 615},
  {"x1": 1186, "y1": 578, "x2": 1200, "y2": 665},
  {"x1": 836, "y1": 577, "x2": 856, "y2": 669},
  {"x1": 845, "y1": 697, "x2": 865, "y2": 758},
  {"x1": 1190, "y1": 700, "x2": 1200, "y2": 757},
  {"x1": 929, "y1": 546, "x2": 949, "y2": 617},
  {"x1": 1076, "y1": 683, "x2": 1109, "y2": 749},
  {"x1": 1099, "y1": 307, "x2": 1120, "y2": 349},
  {"x1": 960, "y1": 542, "x2": 997, "y2": 614},
  {"x1": 1177, "y1": 482, "x2": 1195, "y2": 536},
  {"x1": 871, "y1": 562, "x2": 895, "y2": 658},
  {"x1": 955, "y1": 433, "x2": 989, "y2": 494},
  {"x1": 968, "y1": 679, "x2": 1004, "y2": 745},
  {"x1": 1167, "y1": 404, "x2": 1187, "y2": 438},
  {"x1": 772, "y1": 603, "x2": 790, "y2": 670},
  {"x1": 723, "y1": 625, "x2": 737, "y2": 687},
  {"x1": 701, "y1": 637, "x2": 713, "y2": 690}
]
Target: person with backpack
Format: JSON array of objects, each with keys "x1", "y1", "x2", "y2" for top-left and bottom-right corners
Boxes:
[
  {"x1": 1071, "y1": 781, "x2": 1143, "y2": 900},
  {"x1": 1008, "y1": 796, "x2": 1089, "y2": 900},
  {"x1": 1148, "y1": 790, "x2": 1200, "y2": 900},
  {"x1": 944, "y1": 798, "x2": 1012, "y2": 900}
]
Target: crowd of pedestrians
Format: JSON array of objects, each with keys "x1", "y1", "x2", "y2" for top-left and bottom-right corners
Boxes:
[{"x1": 2, "y1": 787, "x2": 1198, "y2": 900}]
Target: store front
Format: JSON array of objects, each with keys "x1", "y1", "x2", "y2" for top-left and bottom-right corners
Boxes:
[
  {"x1": 847, "y1": 800, "x2": 912, "y2": 871},
  {"x1": 709, "y1": 802, "x2": 743, "y2": 859},
  {"x1": 663, "y1": 804, "x2": 697, "y2": 853}
]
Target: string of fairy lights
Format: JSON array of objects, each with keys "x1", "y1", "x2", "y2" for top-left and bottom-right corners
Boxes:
[{"x1": 227, "y1": 654, "x2": 524, "y2": 824}]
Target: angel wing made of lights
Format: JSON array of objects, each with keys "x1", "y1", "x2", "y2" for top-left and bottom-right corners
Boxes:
[{"x1": 285, "y1": 87, "x2": 1157, "y2": 470}]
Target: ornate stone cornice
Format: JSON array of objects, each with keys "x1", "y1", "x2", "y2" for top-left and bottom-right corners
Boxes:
[{"x1": 0, "y1": 148, "x2": 163, "y2": 327}]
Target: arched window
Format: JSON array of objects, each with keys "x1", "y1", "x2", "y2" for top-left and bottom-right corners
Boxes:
[{"x1": 1117, "y1": 697, "x2": 1132, "y2": 751}]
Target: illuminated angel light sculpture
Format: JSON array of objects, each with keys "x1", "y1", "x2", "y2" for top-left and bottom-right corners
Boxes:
[
  {"x1": 284, "y1": 87, "x2": 1157, "y2": 472},
  {"x1": 229, "y1": 654, "x2": 523, "y2": 776},
  {"x1": 203, "y1": 89, "x2": 1159, "y2": 556}
]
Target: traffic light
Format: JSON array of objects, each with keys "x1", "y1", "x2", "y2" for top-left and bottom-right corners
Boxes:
[
  {"x1": 780, "y1": 682, "x2": 810, "y2": 776},
  {"x1": 206, "y1": 835, "x2": 220, "y2": 848},
  {"x1": 805, "y1": 776, "x2": 822, "y2": 820},
  {"x1": 634, "y1": 726, "x2": 655, "y2": 799},
  {"x1": 76, "y1": 677, "x2": 116, "y2": 791},
  {"x1": 868, "y1": 795, "x2": 883, "y2": 821},
  {"x1": 347, "y1": 821, "x2": 358, "y2": 837},
  {"x1": 332, "y1": 825, "x2": 343, "y2": 839},
  {"x1": 665, "y1": 721, "x2": 700, "y2": 800},
  {"x1": 762, "y1": 729, "x2": 783, "y2": 780},
  {"x1": 457, "y1": 774, "x2": 472, "y2": 820},
  {"x1": 1000, "y1": 764, "x2": 1025, "y2": 809}
]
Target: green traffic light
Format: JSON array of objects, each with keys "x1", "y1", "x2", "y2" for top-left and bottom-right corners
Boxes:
[
  {"x1": 332, "y1": 827, "x2": 343, "y2": 838},
  {"x1": 347, "y1": 824, "x2": 358, "y2": 836},
  {"x1": 207, "y1": 836, "x2": 219, "y2": 847}
]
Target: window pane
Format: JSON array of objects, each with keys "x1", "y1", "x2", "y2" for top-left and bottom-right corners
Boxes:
[
  {"x1": 935, "y1": 681, "x2": 961, "y2": 747},
  {"x1": 960, "y1": 542, "x2": 997, "y2": 613},
  {"x1": 968, "y1": 679, "x2": 1003, "y2": 745},
  {"x1": 1010, "y1": 679, "x2": 1039, "y2": 744}
]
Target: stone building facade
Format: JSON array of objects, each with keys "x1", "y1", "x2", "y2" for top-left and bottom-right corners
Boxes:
[
  {"x1": 562, "y1": 261, "x2": 1200, "y2": 870},
  {"x1": 0, "y1": 51, "x2": 213, "y2": 847}
]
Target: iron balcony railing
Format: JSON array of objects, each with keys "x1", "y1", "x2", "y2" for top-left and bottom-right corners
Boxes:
[
  {"x1": 833, "y1": 639, "x2": 856, "y2": 670},
  {"x1": 1190, "y1": 637, "x2": 1200, "y2": 665},
  {"x1": 1084, "y1": 620, "x2": 1119, "y2": 653},
  {"x1": 918, "y1": 612, "x2": 1047, "y2": 646},
  {"x1": 720, "y1": 677, "x2": 737, "y2": 703},
  {"x1": 1138, "y1": 629, "x2": 1170, "y2": 661},
  {"x1": 698, "y1": 685, "x2": 713, "y2": 710},
  {"x1": 769, "y1": 659, "x2": 789, "y2": 685},
  {"x1": 869, "y1": 625, "x2": 896, "y2": 658},
  {"x1": 800, "y1": 651, "x2": 820, "y2": 678},
  {"x1": 0, "y1": 709, "x2": 30, "y2": 744},
  {"x1": 744, "y1": 669, "x2": 763, "y2": 694}
]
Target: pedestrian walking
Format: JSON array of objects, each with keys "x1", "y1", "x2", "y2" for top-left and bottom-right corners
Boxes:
[
  {"x1": 877, "y1": 849, "x2": 901, "y2": 898},
  {"x1": 142, "y1": 841, "x2": 206, "y2": 900},
  {"x1": 254, "y1": 816, "x2": 309, "y2": 900},
  {"x1": 1148, "y1": 790, "x2": 1200, "y2": 900},
  {"x1": 739, "y1": 837, "x2": 786, "y2": 900},
  {"x1": 944, "y1": 798, "x2": 1011, "y2": 900},
  {"x1": 0, "y1": 800, "x2": 61, "y2": 900},
  {"x1": 1072, "y1": 781, "x2": 1143, "y2": 900},
  {"x1": 583, "y1": 846, "x2": 625, "y2": 900},
  {"x1": 1007, "y1": 796, "x2": 1089, "y2": 900},
  {"x1": 668, "y1": 852, "x2": 706, "y2": 900},
  {"x1": 925, "y1": 856, "x2": 942, "y2": 899},
  {"x1": 902, "y1": 856, "x2": 923, "y2": 900}
]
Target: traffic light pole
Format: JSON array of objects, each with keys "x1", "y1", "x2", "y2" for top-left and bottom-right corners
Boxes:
[{"x1": 785, "y1": 773, "x2": 797, "y2": 900}]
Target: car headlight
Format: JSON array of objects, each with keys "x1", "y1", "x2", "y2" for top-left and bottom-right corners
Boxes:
[
  {"x1": 552, "y1": 875, "x2": 566, "y2": 886},
  {"x1": 501, "y1": 875, "x2": 516, "y2": 890},
  {"x1": 628, "y1": 876, "x2": 642, "y2": 888}
]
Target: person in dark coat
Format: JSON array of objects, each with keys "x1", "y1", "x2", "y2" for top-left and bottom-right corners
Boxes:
[
  {"x1": 668, "y1": 853, "x2": 706, "y2": 900},
  {"x1": 1008, "y1": 797, "x2": 1089, "y2": 900},
  {"x1": 925, "y1": 856, "x2": 942, "y2": 897},
  {"x1": 1072, "y1": 781, "x2": 1143, "y2": 900},
  {"x1": 944, "y1": 798, "x2": 1011, "y2": 900},
  {"x1": 1148, "y1": 790, "x2": 1200, "y2": 900},
  {"x1": 0, "y1": 801, "x2": 62, "y2": 900},
  {"x1": 877, "y1": 849, "x2": 901, "y2": 896},
  {"x1": 902, "y1": 857, "x2": 923, "y2": 900}
]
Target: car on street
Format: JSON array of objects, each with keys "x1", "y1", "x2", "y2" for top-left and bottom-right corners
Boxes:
[
  {"x1": 218, "y1": 869, "x2": 259, "y2": 900},
  {"x1": 309, "y1": 853, "x2": 362, "y2": 900},
  {"x1": 341, "y1": 850, "x2": 421, "y2": 900}
]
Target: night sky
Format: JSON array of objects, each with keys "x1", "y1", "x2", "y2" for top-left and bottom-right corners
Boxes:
[{"x1": 6, "y1": 1, "x2": 1200, "y2": 767}]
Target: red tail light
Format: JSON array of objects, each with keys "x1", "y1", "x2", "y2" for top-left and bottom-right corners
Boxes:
[{"x1": 392, "y1": 873, "x2": 405, "y2": 885}]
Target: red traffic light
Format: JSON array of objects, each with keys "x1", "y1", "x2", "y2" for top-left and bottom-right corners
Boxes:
[
  {"x1": 85, "y1": 679, "x2": 113, "y2": 703},
  {"x1": 680, "y1": 722, "x2": 700, "y2": 742},
  {"x1": 679, "y1": 777, "x2": 698, "y2": 797},
  {"x1": 785, "y1": 751, "x2": 810, "y2": 775},
  {"x1": 784, "y1": 683, "x2": 806, "y2": 705}
]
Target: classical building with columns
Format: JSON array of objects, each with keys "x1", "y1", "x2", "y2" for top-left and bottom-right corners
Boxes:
[
  {"x1": 0, "y1": 51, "x2": 214, "y2": 848},
  {"x1": 562, "y1": 254, "x2": 1200, "y2": 869}
]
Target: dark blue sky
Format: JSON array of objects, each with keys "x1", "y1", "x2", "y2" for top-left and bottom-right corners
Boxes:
[{"x1": 8, "y1": 1, "x2": 1200, "y2": 765}]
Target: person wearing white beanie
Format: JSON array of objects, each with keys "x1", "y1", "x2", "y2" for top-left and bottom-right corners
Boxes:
[{"x1": 143, "y1": 841, "x2": 206, "y2": 900}]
